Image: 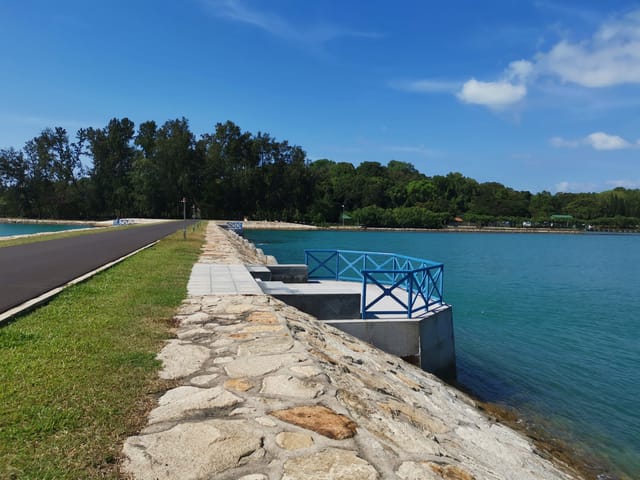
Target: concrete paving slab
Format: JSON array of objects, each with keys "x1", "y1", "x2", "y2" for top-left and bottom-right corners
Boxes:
[{"x1": 188, "y1": 263, "x2": 263, "y2": 295}]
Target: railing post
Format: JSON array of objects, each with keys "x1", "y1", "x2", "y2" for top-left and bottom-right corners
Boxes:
[
  {"x1": 361, "y1": 272, "x2": 367, "y2": 319},
  {"x1": 407, "y1": 272, "x2": 413, "y2": 318},
  {"x1": 393, "y1": 257, "x2": 398, "y2": 286},
  {"x1": 335, "y1": 251, "x2": 339, "y2": 280}
]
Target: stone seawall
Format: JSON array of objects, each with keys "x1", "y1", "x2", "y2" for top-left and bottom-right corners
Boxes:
[{"x1": 122, "y1": 222, "x2": 584, "y2": 480}]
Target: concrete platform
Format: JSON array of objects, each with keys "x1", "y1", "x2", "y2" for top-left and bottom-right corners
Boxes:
[
  {"x1": 267, "y1": 264, "x2": 308, "y2": 283},
  {"x1": 187, "y1": 264, "x2": 262, "y2": 295},
  {"x1": 259, "y1": 280, "x2": 433, "y2": 318}
]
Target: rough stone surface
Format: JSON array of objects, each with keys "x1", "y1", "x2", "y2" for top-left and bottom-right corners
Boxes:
[
  {"x1": 122, "y1": 223, "x2": 584, "y2": 480},
  {"x1": 427, "y1": 462, "x2": 476, "y2": 480},
  {"x1": 237, "y1": 336, "x2": 294, "y2": 355},
  {"x1": 122, "y1": 420, "x2": 262, "y2": 480},
  {"x1": 396, "y1": 461, "x2": 442, "y2": 480},
  {"x1": 247, "y1": 311, "x2": 279, "y2": 324},
  {"x1": 224, "y1": 353, "x2": 304, "y2": 378},
  {"x1": 157, "y1": 341, "x2": 210, "y2": 379},
  {"x1": 225, "y1": 378, "x2": 254, "y2": 392},
  {"x1": 282, "y1": 448, "x2": 378, "y2": 480},
  {"x1": 290, "y1": 364, "x2": 323, "y2": 377},
  {"x1": 260, "y1": 374, "x2": 324, "y2": 399},
  {"x1": 270, "y1": 405, "x2": 358, "y2": 440},
  {"x1": 275, "y1": 431, "x2": 315, "y2": 450},
  {"x1": 189, "y1": 373, "x2": 219, "y2": 387},
  {"x1": 148, "y1": 386, "x2": 242, "y2": 424}
]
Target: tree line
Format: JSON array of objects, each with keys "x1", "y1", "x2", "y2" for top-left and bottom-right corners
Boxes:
[{"x1": 1, "y1": 117, "x2": 639, "y2": 229}]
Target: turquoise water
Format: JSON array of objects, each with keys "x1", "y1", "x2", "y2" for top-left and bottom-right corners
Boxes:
[
  {"x1": 0, "y1": 223, "x2": 90, "y2": 237},
  {"x1": 245, "y1": 229, "x2": 640, "y2": 479}
]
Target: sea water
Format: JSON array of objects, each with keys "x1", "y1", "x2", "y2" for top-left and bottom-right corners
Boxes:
[
  {"x1": 0, "y1": 223, "x2": 90, "y2": 237},
  {"x1": 245, "y1": 229, "x2": 640, "y2": 479}
]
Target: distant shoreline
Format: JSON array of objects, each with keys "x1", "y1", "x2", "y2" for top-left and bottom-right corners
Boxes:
[
  {"x1": 240, "y1": 220, "x2": 638, "y2": 235},
  {"x1": 4, "y1": 218, "x2": 637, "y2": 235}
]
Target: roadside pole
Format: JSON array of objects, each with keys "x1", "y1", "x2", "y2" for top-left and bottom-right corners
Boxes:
[{"x1": 182, "y1": 197, "x2": 187, "y2": 239}]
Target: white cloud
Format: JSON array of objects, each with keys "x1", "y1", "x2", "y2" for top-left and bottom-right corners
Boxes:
[
  {"x1": 549, "y1": 136, "x2": 580, "y2": 148},
  {"x1": 550, "y1": 132, "x2": 636, "y2": 150},
  {"x1": 536, "y1": 9, "x2": 640, "y2": 87},
  {"x1": 456, "y1": 59, "x2": 532, "y2": 109},
  {"x1": 506, "y1": 59, "x2": 534, "y2": 82},
  {"x1": 585, "y1": 131, "x2": 631, "y2": 150},
  {"x1": 457, "y1": 79, "x2": 527, "y2": 108}
]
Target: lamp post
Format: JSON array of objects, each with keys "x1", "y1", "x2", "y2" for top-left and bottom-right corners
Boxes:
[
  {"x1": 342, "y1": 204, "x2": 345, "y2": 227},
  {"x1": 181, "y1": 197, "x2": 187, "y2": 239}
]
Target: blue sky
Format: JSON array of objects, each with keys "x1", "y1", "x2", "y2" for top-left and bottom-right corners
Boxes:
[{"x1": 1, "y1": 0, "x2": 639, "y2": 193}]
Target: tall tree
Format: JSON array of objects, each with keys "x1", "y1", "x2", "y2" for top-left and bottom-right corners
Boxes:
[
  {"x1": 0, "y1": 147, "x2": 29, "y2": 216},
  {"x1": 86, "y1": 118, "x2": 136, "y2": 217},
  {"x1": 154, "y1": 118, "x2": 198, "y2": 217}
]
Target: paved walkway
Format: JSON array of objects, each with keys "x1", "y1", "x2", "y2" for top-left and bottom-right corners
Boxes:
[{"x1": 121, "y1": 223, "x2": 583, "y2": 480}]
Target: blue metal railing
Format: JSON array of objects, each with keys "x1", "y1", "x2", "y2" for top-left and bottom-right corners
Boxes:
[{"x1": 304, "y1": 249, "x2": 444, "y2": 319}]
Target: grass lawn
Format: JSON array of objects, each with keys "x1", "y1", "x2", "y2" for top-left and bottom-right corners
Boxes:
[{"x1": 0, "y1": 224, "x2": 205, "y2": 479}]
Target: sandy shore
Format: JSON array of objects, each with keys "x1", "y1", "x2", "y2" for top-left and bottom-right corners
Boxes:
[
  {"x1": 223, "y1": 221, "x2": 587, "y2": 234},
  {"x1": 219, "y1": 220, "x2": 319, "y2": 230}
]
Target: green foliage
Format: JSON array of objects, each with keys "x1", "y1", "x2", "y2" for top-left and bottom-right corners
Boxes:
[
  {"x1": 2, "y1": 117, "x2": 640, "y2": 230},
  {"x1": 353, "y1": 206, "x2": 448, "y2": 229},
  {"x1": 86, "y1": 118, "x2": 137, "y2": 217},
  {"x1": 353, "y1": 205, "x2": 392, "y2": 227}
]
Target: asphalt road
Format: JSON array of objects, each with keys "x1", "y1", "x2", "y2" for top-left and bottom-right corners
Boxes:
[{"x1": 0, "y1": 221, "x2": 191, "y2": 315}]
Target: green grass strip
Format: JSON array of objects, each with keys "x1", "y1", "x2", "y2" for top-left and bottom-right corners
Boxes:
[{"x1": 0, "y1": 224, "x2": 205, "y2": 479}]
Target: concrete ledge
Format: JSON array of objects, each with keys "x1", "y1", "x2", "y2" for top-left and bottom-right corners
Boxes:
[
  {"x1": 268, "y1": 264, "x2": 308, "y2": 283},
  {"x1": 324, "y1": 318, "x2": 420, "y2": 358},
  {"x1": 246, "y1": 265, "x2": 272, "y2": 281},
  {"x1": 420, "y1": 305, "x2": 456, "y2": 379},
  {"x1": 272, "y1": 292, "x2": 361, "y2": 320},
  {"x1": 325, "y1": 305, "x2": 456, "y2": 380}
]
